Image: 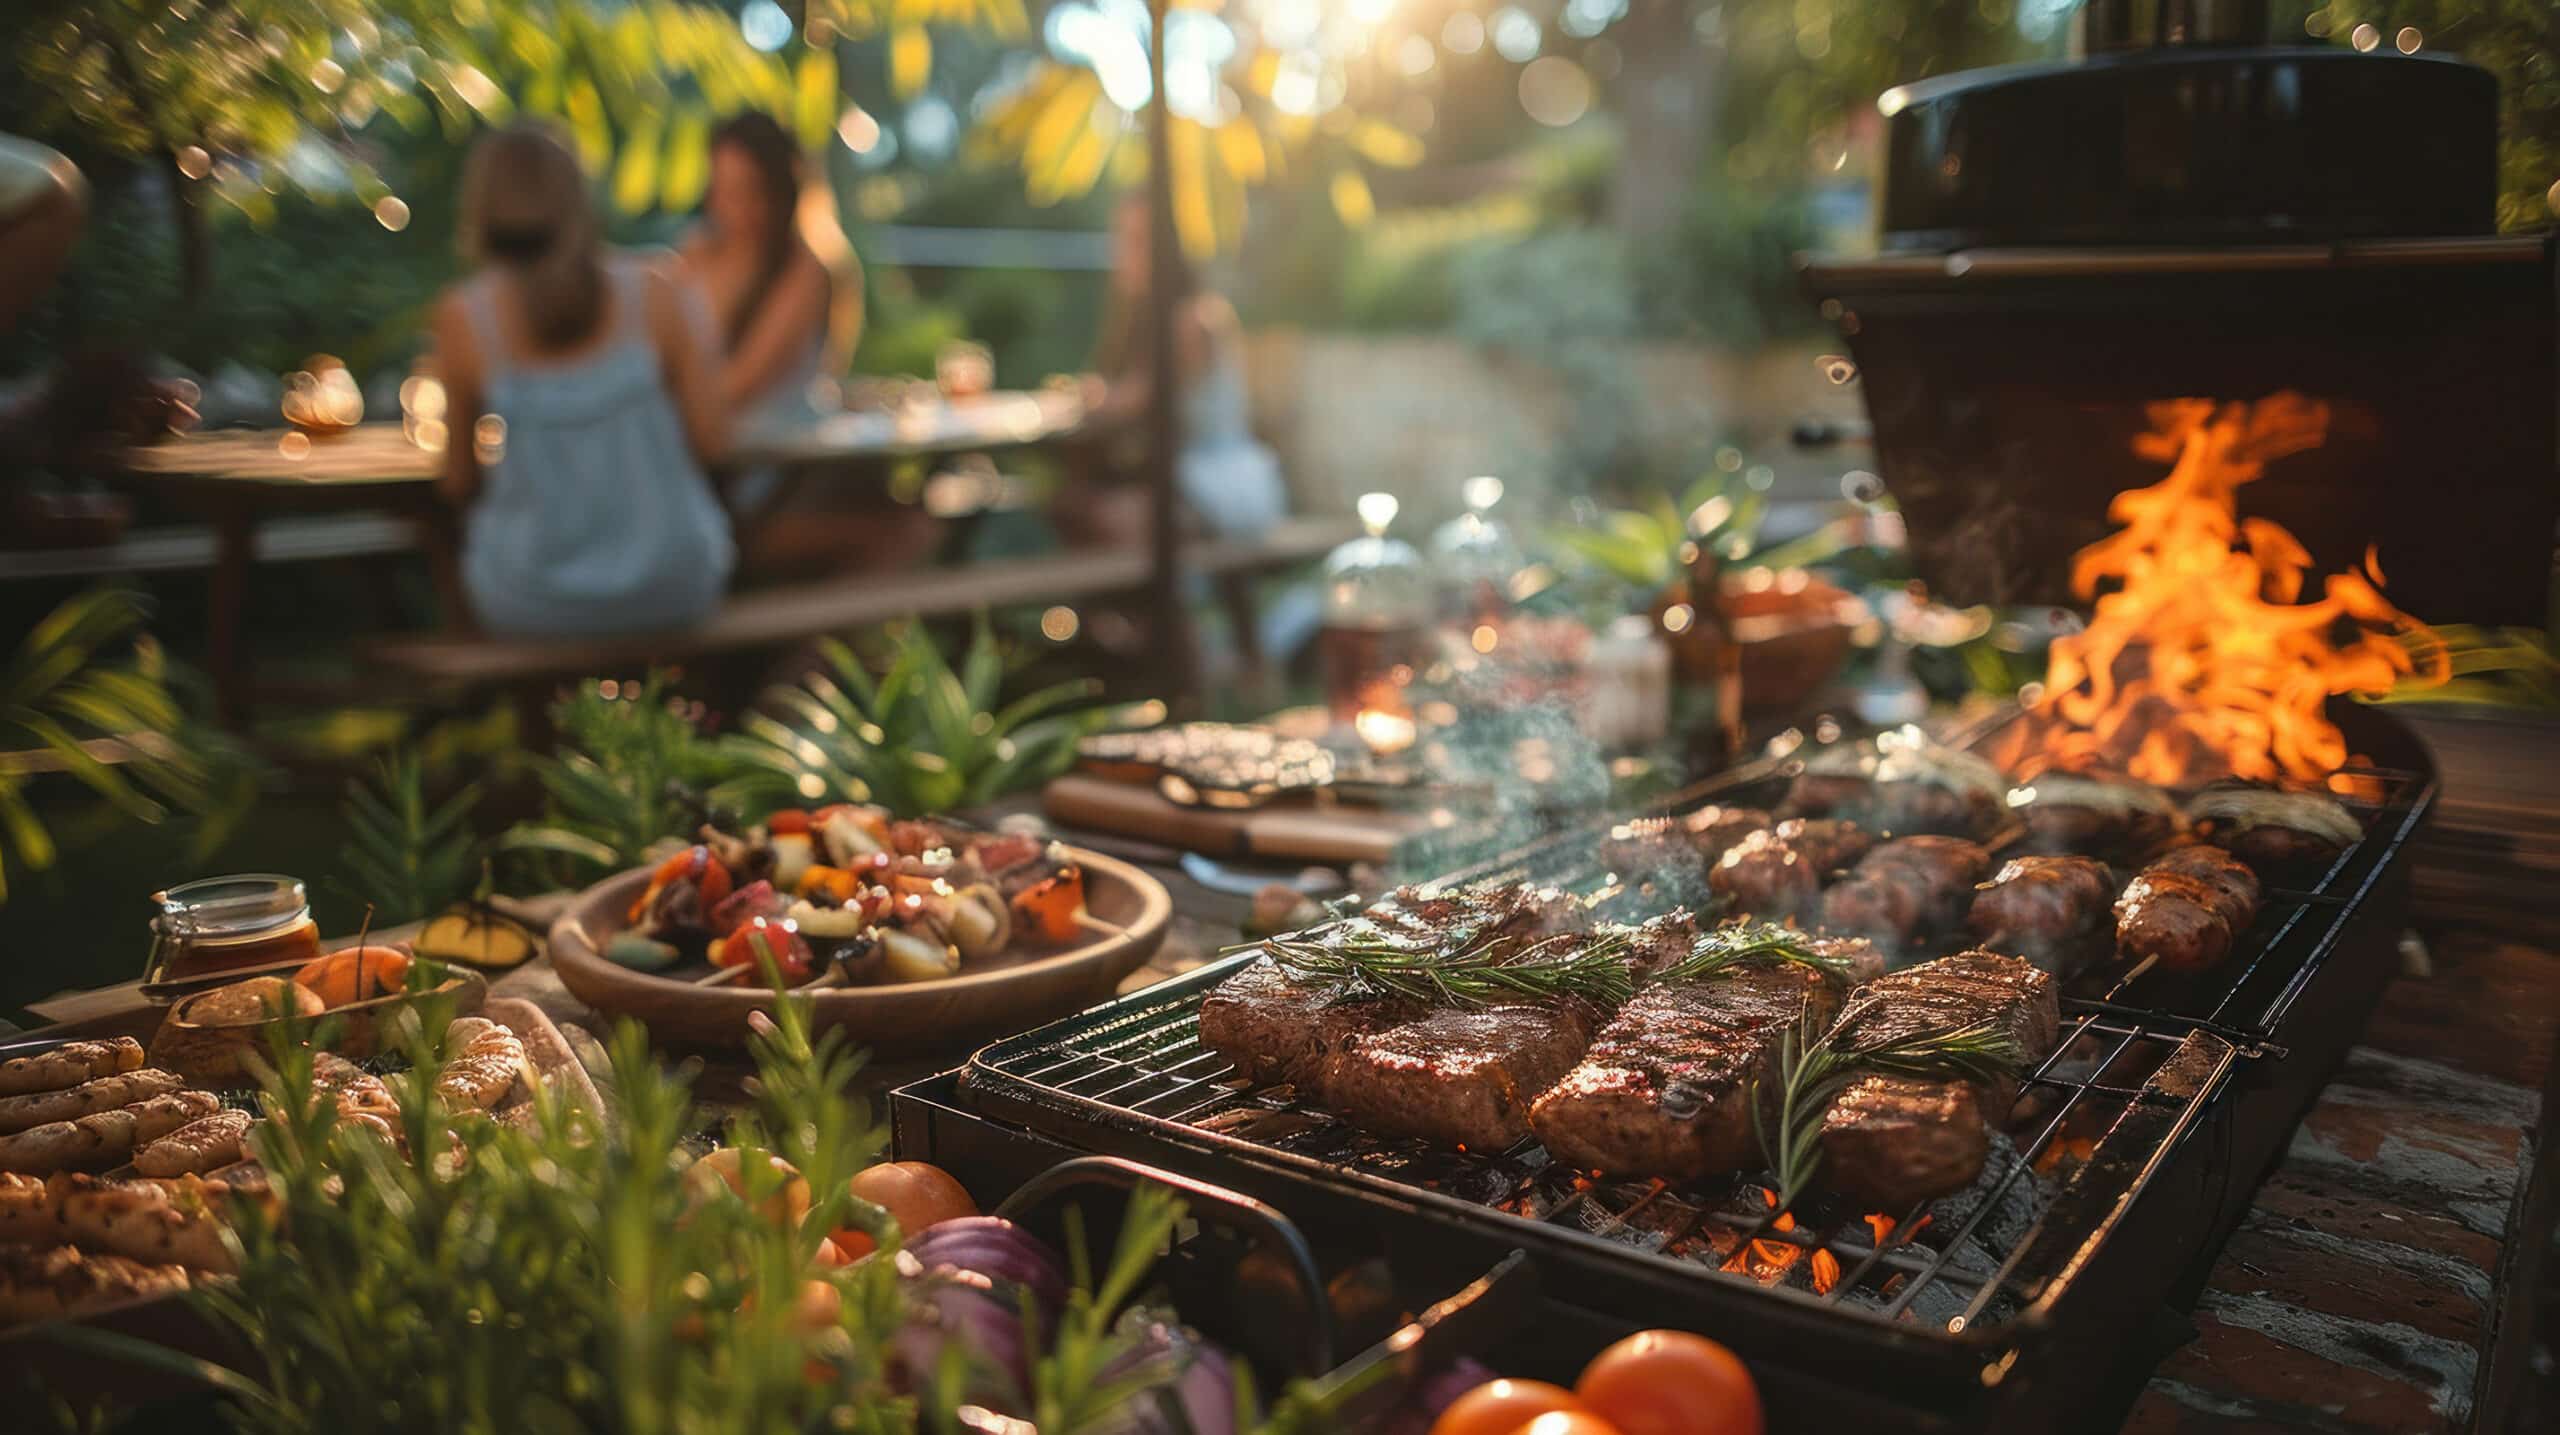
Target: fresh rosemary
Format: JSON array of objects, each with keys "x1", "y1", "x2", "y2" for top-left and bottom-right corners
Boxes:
[
  {"x1": 1651, "y1": 925, "x2": 1854, "y2": 986},
  {"x1": 1751, "y1": 996, "x2": 2026, "y2": 1211},
  {"x1": 1259, "y1": 919, "x2": 1849, "y2": 1008}
]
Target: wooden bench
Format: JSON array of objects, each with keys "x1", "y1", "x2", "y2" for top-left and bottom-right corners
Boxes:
[
  {"x1": 0, "y1": 514, "x2": 417, "y2": 582},
  {"x1": 362, "y1": 515, "x2": 1355, "y2": 693}
]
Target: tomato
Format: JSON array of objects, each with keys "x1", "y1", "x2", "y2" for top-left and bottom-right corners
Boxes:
[
  {"x1": 809, "y1": 1236, "x2": 850, "y2": 1269},
  {"x1": 633, "y1": 845, "x2": 734, "y2": 922},
  {"x1": 828, "y1": 1160, "x2": 979, "y2": 1257},
  {"x1": 1504, "y1": 1416, "x2": 1622, "y2": 1435},
  {"x1": 1574, "y1": 1330, "x2": 1761, "y2": 1435},
  {"x1": 682, "y1": 1147, "x2": 811, "y2": 1228},
  {"x1": 1428, "y1": 1379, "x2": 1590, "y2": 1435},
  {"x1": 765, "y1": 809, "x2": 812, "y2": 836},
  {"x1": 713, "y1": 917, "x2": 814, "y2": 984}
]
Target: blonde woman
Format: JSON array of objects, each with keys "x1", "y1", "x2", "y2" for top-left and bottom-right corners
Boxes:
[{"x1": 430, "y1": 121, "x2": 733, "y2": 636}]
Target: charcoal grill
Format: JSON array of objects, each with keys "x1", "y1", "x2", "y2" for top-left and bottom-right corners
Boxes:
[{"x1": 896, "y1": 703, "x2": 2434, "y2": 1429}]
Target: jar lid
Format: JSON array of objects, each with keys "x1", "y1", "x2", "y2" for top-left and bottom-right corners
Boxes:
[{"x1": 154, "y1": 873, "x2": 309, "y2": 935}]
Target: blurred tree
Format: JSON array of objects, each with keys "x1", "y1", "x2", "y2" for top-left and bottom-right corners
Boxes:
[{"x1": 2310, "y1": 1, "x2": 2560, "y2": 231}]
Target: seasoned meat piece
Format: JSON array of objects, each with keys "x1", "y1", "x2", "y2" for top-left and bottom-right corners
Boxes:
[
  {"x1": 1790, "y1": 743, "x2": 2006, "y2": 838},
  {"x1": 1818, "y1": 951, "x2": 2058, "y2": 1206},
  {"x1": 0, "y1": 1038, "x2": 144, "y2": 1098},
  {"x1": 0, "y1": 1090, "x2": 220, "y2": 1174},
  {"x1": 1710, "y1": 820, "x2": 1875, "y2": 920},
  {"x1": 1198, "y1": 957, "x2": 1413, "y2": 1091},
  {"x1": 1802, "y1": 934, "x2": 1890, "y2": 985},
  {"x1": 1819, "y1": 836, "x2": 1991, "y2": 946},
  {"x1": 135, "y1": 1109, "x2": 255, "y2": 1178},
  {"x1": 1967, "y1": 856, "x2": 2116, "y2": 971},
  {"x1": 1598, "y1": 806, "x2": 1771, "y2": 878},
  {"x1": 1323, "y1": 997, "x2": 1604, "y2": 1151},
  {"x1": 2015, "y1": 774, "x2": 2181, "y2": 861},
  {"x1": 435, "y1": 1018, "x2": 530, "y2": 1112},
  {"x1": 0, "y1": 1243, "x2": 191, "y2": 1324},
  {"x1": 20, "y1": 1172, "x2": 241, "y2": 1272},
  {"x1": 0, "y1": 1070, "x2": 186, "y2": 1136},
  {"x1": 2115, "y1": 844, "x2": 2260, "y2": 973},
  {"x1": 2186, "y1": 786, "x2": 2362, "y2": 878},
  {"x1": 1530, "y1": 963, "x2": 1841, "y2": 1180}
]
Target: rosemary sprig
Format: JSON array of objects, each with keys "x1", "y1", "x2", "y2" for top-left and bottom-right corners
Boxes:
[
  {"x1": 1267, "y1": 928, "x2": 1642, "y2": 1007},
  {"x1": 1750, "y1": 996, "x2": 2025, "y2": 1211},
  {"x1": 1649, "y1": 924, "x2": 1853, "y2": 986}
]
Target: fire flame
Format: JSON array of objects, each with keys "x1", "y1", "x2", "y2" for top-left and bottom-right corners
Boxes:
[{"x1": 2030, "y1": 394, "x2": 2447, "y2": 786}]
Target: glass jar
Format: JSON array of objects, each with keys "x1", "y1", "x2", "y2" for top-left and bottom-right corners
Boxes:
[
  {"x1": 1320, "y1": 493, "x2": 1431, "y2": 724},
  {"x1": 146, "y1": 874, "x2": 320, "y2": 982},
  {"x1": 1430, "y1": 475, "x2": 1526, "y2": 628}
]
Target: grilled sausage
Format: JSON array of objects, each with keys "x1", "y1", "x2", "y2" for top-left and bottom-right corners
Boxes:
[
  {"x1": 1968, "y1": 855, "x2": 2116, "y2": 971},
  {"x1": 2115, "y1": 845, "x2": 2260, "y2": 972},
  {"x1": 0, "y1": 1090, "x2": 220, "y2": 1174},
  {"x1": 135, "y1": 1109, "x2": 255, "y2": 1178},
  {"x1": 1710, "y1": 819, "x2": 1876, "y2": 921},
  {"x1": 2014, "y1": 774, "x2": 2181, "y2": 861},
  {"x1": 0, "y1": 1242, "x2": 191, "y2": 1323},
  {"x1": 2185, "y1": 786, "x2": 2362, "y2": 878},
  {"x1": 0, "y1": 1069, "x2": 186, "y2": 1136},
  {"x1": 1599, "y1": 805, "x2": 1772, "y2": 879},
  {"x1": 1820, "y1": 836, "x2": 1992, "y2": 946},
  {"x1": 0, "y1": 1038, "x2": 145, "y2": 1097}
]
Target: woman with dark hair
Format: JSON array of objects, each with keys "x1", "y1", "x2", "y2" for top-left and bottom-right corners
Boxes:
[
  {"x1": 678, "y1": 112, "x2": 861, "y2": 448},
  {"x1": 429, "y1": 121, "x2": 732, "y2": 635}
]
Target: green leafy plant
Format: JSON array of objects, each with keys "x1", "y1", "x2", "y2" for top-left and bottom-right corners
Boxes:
[
  {"x1": 36, "y1": 995, "x2": 1343, "y2": 1431},
  {"x1": 499, "y1": 672, "x2": 759, "y2": 882},
  {"x1": 0, "y1": 586, "x2": 243, "y2": 904},
  {"x1": 1547, "y1": 472, "x2": 1773, "y2": 594},
  {"x1": 333, "y1": 748, "x2": 483, "y2": 926},
  {"x1": 722, "y1": 616, "x2": 1105, "y2": 820}
]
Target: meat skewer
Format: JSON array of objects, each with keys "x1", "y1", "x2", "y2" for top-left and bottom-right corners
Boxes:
[
  {"x1": 1967, "y1": 855, "x2": 2116, "y2": 973},
  {"x1": 2012, "y1": 773, "x2": 2181, "y2": 862},
  {"x1": 1598, "y1": 806, "x2": 1771, "y2": 879},
  {"x1": 1783, "y1": 740, "x2": 2008, "y2": 839},
  {"x1": 2114, "y1": 844, "x2": 2261, "y2": 974},
  {"x1": 1709, "y1": 819, "x2": 1875, "y2": 921},
  {"x1": 1819, "y1": 836, "x2": 1991, "y2": 948},
  {"x1": 2185, "y1": 785, "x2": 2362, "y2": 878},
  {"x1": 1817, "y1": 950, "x2": 2060, "y2": 1206}
]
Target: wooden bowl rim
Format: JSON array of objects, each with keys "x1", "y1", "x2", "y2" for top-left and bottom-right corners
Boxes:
[{"x1": 547, "y1": 844, "x2": 1173, "y2": 1008}]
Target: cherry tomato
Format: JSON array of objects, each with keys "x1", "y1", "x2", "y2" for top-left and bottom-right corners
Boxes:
[
  {"x1": 1427, "y1": 1379, "x2": 1591, "y2": 1435},
  {"x1": 713, "y1": 917, "x2": 814, "y2": 985},
  {"x1": 682, "y1": 1147, "x2": 811, "y2": 1228},
  {"x1": 828, "y1": 1160, "x2": 979, "y2": 1257},
  {"x1": 633, "y1": 845, "x2": 735, "y2": 922},
  {"x1": 1574, "y1": 1330, "x2": 1761, "y2": 1435},
  {"x1": 1504, "y1": 1416, "x2": 1622, "y2": 1435},
  {"x1": 766, "y1": 809, "x2": 812, "y2": 836}
]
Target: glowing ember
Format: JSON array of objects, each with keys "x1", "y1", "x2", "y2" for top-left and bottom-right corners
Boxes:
[
  {"x1": 2030, "y1": 394, "x2": 2447, "y2": 785},
  {"x1": 1811, "y1": 1248, "x2": 1843, "y2": 1295}
]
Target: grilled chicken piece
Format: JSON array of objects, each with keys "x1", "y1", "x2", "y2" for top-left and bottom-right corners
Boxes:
[
  {"x1": 2014, "y1": 774, "x2": 2181, "y2": 861},
  {"x1": 1530, "y1": 963, "x2": 1842, "y2": 1180},
  {"x1": 1818, "y1": 951, "x2": 2059, "y2": 1206},
  {"x1": 0, "y1": 1069, "x2": 186, "y2": 1136},
  {"x1": 2185, "y1": 785, "x2": 2362, "y2": 878},
  {"x1": 135, "y1": 1109, "x2": 256, "y2": 1178},
  {"x1": 2115, "y1": 844, "x2": 2261, "y2": 973},
  {"x1": 309, "y1": 1052, "x2": 398, "y2": 1124},
  {"x1": 1819, "y1": 836, "x2": 1992, "y2": 947},
  {"x1": 0, "y1": 1242, "x2": 191, "y2": 1324},
  {"x1": 1709, "y1": 819, "x2": 1876, "y2": 920},
  {"x1": 1598, "y1": 806, "x2": 1772, "y2": 879},
  {"x1": 0, "y1": 1090, "x2": 220, "y2": 1174},
  {"x1": 0, "y1": 1038, "x2": 145, "y2": 1098},
  {"x1": 1967, "y1": 855, "x2": 2116, "y2": 972}
]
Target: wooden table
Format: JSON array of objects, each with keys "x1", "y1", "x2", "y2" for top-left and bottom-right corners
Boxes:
[{"x1": 117, "y1": 389, "x2": 1088, "y2": 720}]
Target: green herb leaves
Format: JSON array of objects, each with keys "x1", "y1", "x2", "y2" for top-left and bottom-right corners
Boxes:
[{"x1": 1750, "y1": 999, "x2": 2025, "y2": 1211}]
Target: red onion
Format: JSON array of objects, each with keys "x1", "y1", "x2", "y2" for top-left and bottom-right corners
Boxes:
[
  {"x1": 888, "y1": 1269, "x2": 1032, "y2": 1413},
  {"x1": 1373, "y1": 1359, "x2": 1499, "y2": 1435},
  {"x1": 1087, "y1": 1310, "x2": 1237, "y2": 1435},
  {"x1": 903, "y1": 1217, "x2": 1068, "y2": 1325}
]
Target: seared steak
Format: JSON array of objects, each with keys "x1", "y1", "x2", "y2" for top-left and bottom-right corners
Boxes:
[
  {"x1": 1529, "y1": 963, "x2": 1840, "y2": 1180},
  {"x1": 1196, "y1": 956, "x2": 1410, "y2": 1090},
  {"x1": 1819, "y1": 835, "x2": 1991, "y2": 946},
  {"x1": 1323, "y1": 997, "x2": 1604, "y2": 1151},
  {"x1": 1967, "y1": 855, "x2": 2115, "y2": 972},
  {"x1": 1819, "y1": 950, "x2": 2059, "y2": 1206}
]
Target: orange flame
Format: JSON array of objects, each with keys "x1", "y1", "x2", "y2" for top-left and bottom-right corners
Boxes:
[
  {"x1": 2031, "y1": 394, "x2": 2448, "y2": 785},
  {"x1": 1811, "y1": 1248, "x2": 1843, "y2": 1295}
]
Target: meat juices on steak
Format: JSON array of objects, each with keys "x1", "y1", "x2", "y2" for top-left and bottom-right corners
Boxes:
[
  {"x1": 1819, "y1": 836, "x2": 1992, "y2": 947},
  {"x1": 1530, "y1": 962, "x2": 1843, "y2": 1180},
  {"x1": 1197, "y1": 956, "x2": 1413, "y2": 1091},
  {"x1": 1967, "y1": 855, "x2": 2115, "y2": 972},
  {"x1": 1819, "y1": 951, "x2": 2060, "y2": 1207},
  {"x1": 1709, "y1": 819, "x2": 1876, "y2": 920},
  {"x1": 2114, "y1": 843, "x2": 2260, "y2": 973}
]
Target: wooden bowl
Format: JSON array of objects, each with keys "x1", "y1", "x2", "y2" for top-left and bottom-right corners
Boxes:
[
  {"x1": 547, "y1": 845, "x2": 1172, "y2": 1049},
  {"x1": 148, "y1": 967, "x2": 487, "y2": 1088}
]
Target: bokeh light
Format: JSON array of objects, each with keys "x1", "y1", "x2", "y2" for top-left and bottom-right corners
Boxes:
[
  {"x1": 1441, "y1": 12, "x2": 1485, "y2": 54},
  {"x1": 739, "y1": 0, "x2": 792, "y2": 52},
  {"x1": 1519, "y1": 57, "x2": 1592, "y2": 127},
  {"x1": 372, "y1": 196, "x2": 410, "y2": 231},
  {"x1": 2350, "y1": 22, "x2": 2379, "y2": 52},
  {"x1": 1490, "y1": 7, "x2": 1542, "y2": 62}
]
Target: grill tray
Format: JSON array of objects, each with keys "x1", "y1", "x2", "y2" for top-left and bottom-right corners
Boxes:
[{"x1": 941, "y1": 703, "x2": 2434, "y2": 1425}]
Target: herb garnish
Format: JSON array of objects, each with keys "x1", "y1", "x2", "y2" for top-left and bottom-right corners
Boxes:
[
  {"x1": 1258, "y1": 920, "x2": 1848, "y2": 1008},
  {"x1": 1751, "y1": 998, "x2": 2025, "y2": 1210}
]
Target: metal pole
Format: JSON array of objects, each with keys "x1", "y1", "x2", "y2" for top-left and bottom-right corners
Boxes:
[{"x1": 1141, "y1": 0, "x2": 1192, "y2": 701}]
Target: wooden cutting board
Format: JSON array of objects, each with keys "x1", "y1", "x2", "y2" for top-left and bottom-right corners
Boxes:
[{"x1": 1041, "y1": 773, "x2": 1433, "y2": 868}]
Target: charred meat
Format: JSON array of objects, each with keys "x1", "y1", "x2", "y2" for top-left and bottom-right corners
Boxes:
[
  {"x1": 1530, "y1": 963, "x2": 1842, "y2": 1180},
  {"x1": 1598, "y1": 806, "x2": 1771, "y2": 878},
  {"x1": 1966, "y1": 855, "x2": 2116, "y2": 971},
  {"x1": 1818, "y1": 951, "x2": 2060, "y2": 1206},
  {"x1": 2014, "y1": 773, "x2": 2181, "y2": 861},
  {"x1": 1323, "y1": 993, "x2": 1608, "y2": 1152},
  {"x1": 1710, "y1": 819, "x2": 1875, "y2": 920},
  {"x1": 2114, "y1": 844, "x2": 2261, "y2": 973},
  {"x1": 1783, "y1": 741, "x2": 2007, "y2": 839},
  {"x1": 1818, "y1": 836, "x2": 1992, "y2": 947},
  {"x1": 2185, "y1": 785, "x2": 2362, "y2": 878}
]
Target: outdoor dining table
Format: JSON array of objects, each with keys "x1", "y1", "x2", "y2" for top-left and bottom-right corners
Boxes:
[{"x1": 117, "y1": 387, "x2": 1089, "y2": 720}]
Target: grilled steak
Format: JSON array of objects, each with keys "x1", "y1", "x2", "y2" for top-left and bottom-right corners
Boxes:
[
  {"x1": 1529, "y1": 962, "x2": 1841, "y2": 1180},
  {"x1": 2115, "y1": 844, "x2": 2260, "y2": 973},
  {"x1": 1966, "y1": 855, "x2": 2116, "y2": 972},
  {"x1": 1324, "y1": 997, "x2": 1606, "y2": 1151},
  {"x1": 1819, "y1": 836, "x2": 1991, "y2": 946},
  {"x1": 1709, "y1": 819, "x2": 1875, "y2": 920},
  {"x1": 1819, "y1": 950, "x2": 2059, "y2": 1206}
]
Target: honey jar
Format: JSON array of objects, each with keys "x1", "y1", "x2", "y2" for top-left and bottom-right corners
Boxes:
[{"x1": 146, "y1": 874, "x2": 321, "y2": 982}]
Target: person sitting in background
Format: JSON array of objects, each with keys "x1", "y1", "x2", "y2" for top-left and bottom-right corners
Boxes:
[
  {"x1": 679, "y1": 112, "x2": 862, "y2": 459},
  {"x1": 430, "y1": 121, "x2": 733, "y2": 637},
  {"x1": 1072, "y1": 192, "x2": 1286, "y2": 546}
]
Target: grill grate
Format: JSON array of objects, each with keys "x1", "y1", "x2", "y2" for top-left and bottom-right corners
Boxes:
[{"x1": 961, "y1": 706, "x2": 2429, "y2": 1359}]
